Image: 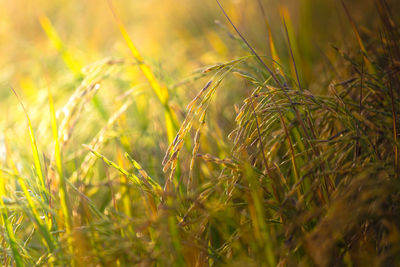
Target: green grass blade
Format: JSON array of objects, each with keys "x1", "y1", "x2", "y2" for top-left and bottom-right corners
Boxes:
[
  {"x1": 125, "y1": 152, "x2": 163, "y2": 194},
  {"x1": 38, "y1": 16, "x2": 82, "y2": 76},
  {"x1": 11, "y1": 88, "x2": 48, "y2": 207}
]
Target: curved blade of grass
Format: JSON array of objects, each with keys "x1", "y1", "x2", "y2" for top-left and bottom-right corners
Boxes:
[{"x1": 11, "y1": 88, "x2": 48, "y2": 206}]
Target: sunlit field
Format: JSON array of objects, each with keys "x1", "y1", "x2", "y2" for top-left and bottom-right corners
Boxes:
[{"x1": 1, "y1": 0, "x2": 400, "y2": 266}]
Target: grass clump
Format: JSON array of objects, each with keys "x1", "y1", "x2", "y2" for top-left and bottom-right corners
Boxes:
[{"x1": 1, "y1": 0, "x2": 400, "y2": 266}]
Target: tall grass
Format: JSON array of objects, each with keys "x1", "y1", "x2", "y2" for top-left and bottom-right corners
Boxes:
[{"x1": 1, "y1": 0, "x2": 399, "y2": 266}]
